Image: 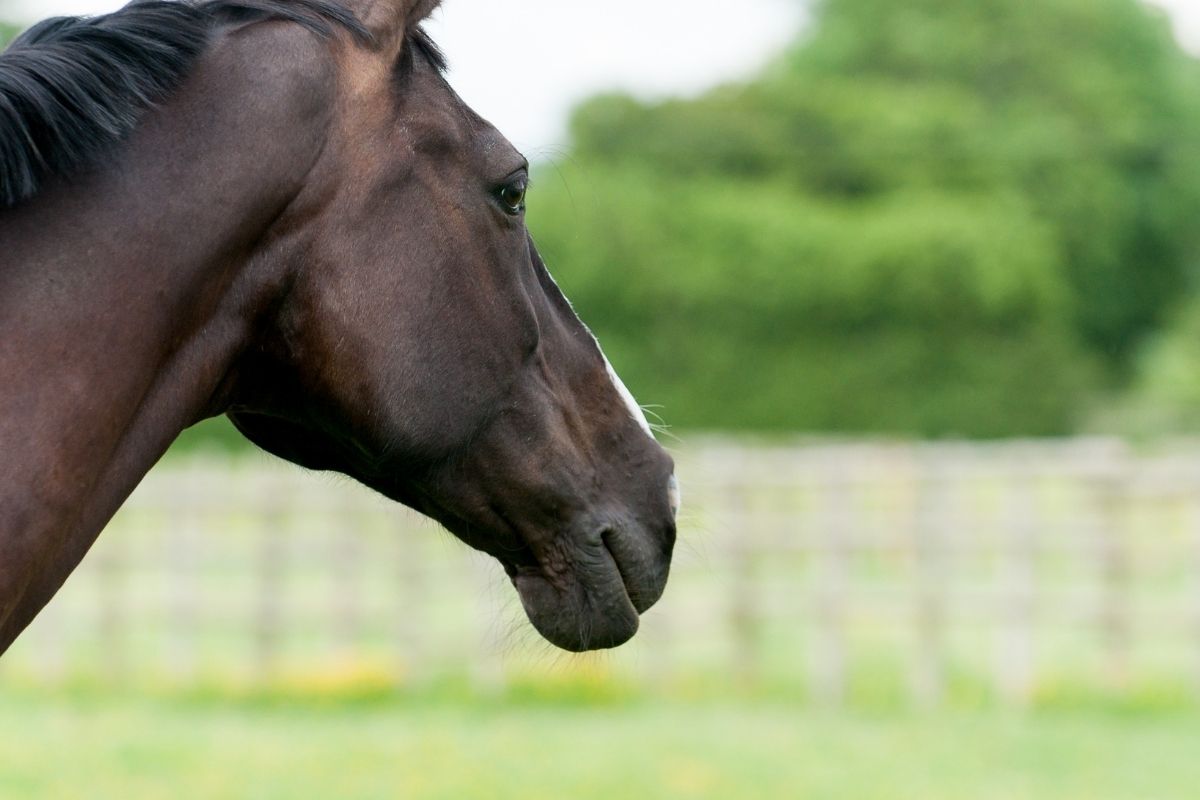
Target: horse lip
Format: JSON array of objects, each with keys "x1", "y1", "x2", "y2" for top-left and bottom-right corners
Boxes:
[
  {"x1": 502, "y1": 530, "x2": 657, "y2": 615},
  {"x1": 510, "y1": 543, "x2": 640, "y2": 652},
  {"x1": 602, "y1": 528, "x2": 669, "y2": 614},
  {"x1": 601, "y1": 531, "x2": 642, "y2": 611},
  {"x1": 499, "y1": 535, "x2": 633, "y2": 603}
]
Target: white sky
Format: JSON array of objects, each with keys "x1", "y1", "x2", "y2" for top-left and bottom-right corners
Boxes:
[{"x1": 3, "y1": 0, "x2": 1199, "y2": 155}]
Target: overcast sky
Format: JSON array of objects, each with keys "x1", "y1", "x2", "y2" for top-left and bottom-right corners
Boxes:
[{"x1": 3, "y1": 0, "x2": 1199, "y2": 155}]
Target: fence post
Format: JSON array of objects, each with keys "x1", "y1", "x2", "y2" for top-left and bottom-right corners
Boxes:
[
  {"x1": 1190, "y1": 482, "x2": 1200, "y2": 701},
  {"x1": 1094, "y1": 445, "x2": 1131, "y2": 692},
  {"x1": 395, "y1": 516, "x2": 428, "y2": 686},
  {"x1": 470, "y1": 555, "x2": 505, "y2": 692},
  {"x1": 810, "y1": 451, "x2": 850, "y2": 707},
  {"x1": 94, "y1": 533, "x2": 127, "y2": 683},
  {"x1": 997, "y1": 455, "x2": 1036, "y2": 708},
  {"x1": 331, "y1": 492, "x2": 364, "y2": 662},
  {"x1": 255, "y1": 476, "x2": 289, "y2": 680},
  {"x1": 167, "y1": 469, "x2": 200, "y2": 682},
  {"x1": 728, "y1": 472, "x2": 760, "y2": 690},
  {"x1": 912, "y1": 448, "x2": 949, "y2": 709},
  {"x1": 29, "y1": 596, "x2": 66, "y2": 684}
]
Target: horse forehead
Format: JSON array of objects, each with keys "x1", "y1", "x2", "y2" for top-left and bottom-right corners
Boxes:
[
  {"x1": 331, "y1": 52, "x2": 472, "y2": 157},
  {"x1": 333, "y1": 39, "x2": 392, "y2": 97}
]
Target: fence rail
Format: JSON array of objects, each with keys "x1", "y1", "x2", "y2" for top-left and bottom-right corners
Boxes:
[{"x1": 7, "y1": 437, "x2": 1200, "y2": 707}]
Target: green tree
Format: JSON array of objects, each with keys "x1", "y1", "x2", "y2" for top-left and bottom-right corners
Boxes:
[
  {"x1": 533, "y1": 164, "x2": 1095, "y2": 436},
  {"x1": 1, "y1": 21, "x2": 20, "y2": 48},
  {"x1": 788, "y1": 0, "x2": 1200, "y2": 365},
  {"x1": 534, "y1": 0, "x2": 1200, "y2": 435},
  {"x1": 1121, "y1": 297, "x2": 1200, "y2": 435}
]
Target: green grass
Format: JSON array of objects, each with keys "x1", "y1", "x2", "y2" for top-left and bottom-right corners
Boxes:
[{"x1": 2, "y1": 690, "x2": 1200, "y2": 799}]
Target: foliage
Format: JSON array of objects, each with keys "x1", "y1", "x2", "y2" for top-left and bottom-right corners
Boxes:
[
  {"x1": 9, "y1": 1, "x2": 1200, "y2": 439},
  {"x1": 172, "y1": 416, "x2": 249, "y2": 453},
  {"x1": 532, "y1": 166, "x2": 1095, "y2": 435},
  {"x1": 1117, "y1": 297, "x2": 1200, "y2": 434},
  {"x1": 546, "y1": 0, "x2": 1200, "y2": 435},
  {"x1": 0, "y1": 21, "x2": 19, "y2": 49}
]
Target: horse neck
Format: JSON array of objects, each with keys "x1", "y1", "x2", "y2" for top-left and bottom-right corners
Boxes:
[
  {"x1": 0, "y1": 152, "x2": 311, "y2": 655},
  {"x1": 0, "y1": 25, "x2": 337, "y2": 653}
]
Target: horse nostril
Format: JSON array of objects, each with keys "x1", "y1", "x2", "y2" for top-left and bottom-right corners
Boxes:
[{"x1": 667, "y1": 474, "x2": 681, "y2": 519}]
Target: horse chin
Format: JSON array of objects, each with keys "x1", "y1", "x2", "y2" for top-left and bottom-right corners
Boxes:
[{"x1": 511, "y1": 552, "x2": 641, "y2": 653}]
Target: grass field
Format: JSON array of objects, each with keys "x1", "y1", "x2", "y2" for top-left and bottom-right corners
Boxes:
[
  {"x1": 2, "y1": 689, "x2": 1199, "y2": 800},
  {"x1": 7, "y1": 444, "x2": 1200, "y2": 798}
]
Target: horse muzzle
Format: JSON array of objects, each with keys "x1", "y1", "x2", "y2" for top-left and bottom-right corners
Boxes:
[{"x1": 505, "y1": 477, "x2": 677, "y2": 652}]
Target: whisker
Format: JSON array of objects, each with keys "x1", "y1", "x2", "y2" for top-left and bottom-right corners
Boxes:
[
  {"x1": 639, "y1": 407, "x2": 682, "y2": 440},
  {"x1": 649, "y1": 423, "x2": 682, "y2": 444}
]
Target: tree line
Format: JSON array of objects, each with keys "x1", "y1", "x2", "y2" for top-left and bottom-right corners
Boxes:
[
  {"x1": 530, "y1": 0, "x2": 1200, "y2": 436},
  {"x1": 7, "y1": 1, "x2": 1200, "y2": 438}
]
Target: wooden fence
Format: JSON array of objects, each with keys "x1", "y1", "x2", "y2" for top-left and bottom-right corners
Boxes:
[{"x1": 7, "y1": 437, "x2": 1200, "y2": 707}]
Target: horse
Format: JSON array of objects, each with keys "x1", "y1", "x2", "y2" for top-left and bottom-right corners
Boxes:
[{"x1": 0, "y1": 0, "x2": 679, "y2": 655}]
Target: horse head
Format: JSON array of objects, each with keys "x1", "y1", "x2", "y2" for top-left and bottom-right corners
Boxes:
[
  {"x1": 224, "y1": 0, "x2": 679, "y2": 651},
  {"x1": 0, "y1": 0, "x2": 676, "y2": 655}
]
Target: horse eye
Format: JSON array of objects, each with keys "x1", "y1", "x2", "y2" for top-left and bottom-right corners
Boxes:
[{"x1": 498, "y1": 178, "x2": 527, "y2": 215}]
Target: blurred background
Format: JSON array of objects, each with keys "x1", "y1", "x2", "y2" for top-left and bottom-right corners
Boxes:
[{"x1": 6, "y1": 0, "x2": 1200, "y2": 798}]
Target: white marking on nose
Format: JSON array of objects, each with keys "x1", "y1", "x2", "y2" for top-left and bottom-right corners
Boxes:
[
  {"x1": 602, "y1": 353, "x2": 655, "y2": 439},
  {"x1": 532, "y1": 251, "x2": 655, "y2": 440}
]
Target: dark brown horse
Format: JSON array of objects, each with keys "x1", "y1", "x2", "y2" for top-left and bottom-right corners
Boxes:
[{"x1": 0, "y1": 0, "x2": 678, "y2": 654}]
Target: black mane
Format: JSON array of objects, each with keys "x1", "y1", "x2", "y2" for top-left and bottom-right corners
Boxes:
[{"x1": 0, "y1": 0, "x2": 372, "y2": 208}]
